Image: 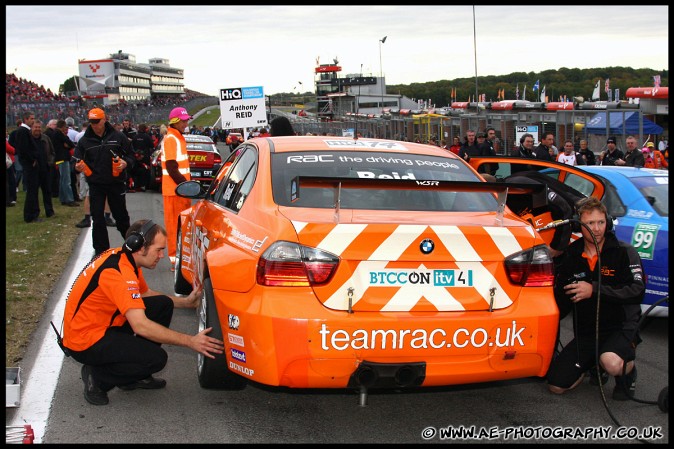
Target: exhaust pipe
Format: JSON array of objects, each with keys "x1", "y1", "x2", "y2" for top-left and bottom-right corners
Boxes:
[
  {"x1": 355, "y1": 366, "x2": 378, "y2": 388},
  {"x1": 395, "y1": 365, "x2": 418, "y2": 387}
]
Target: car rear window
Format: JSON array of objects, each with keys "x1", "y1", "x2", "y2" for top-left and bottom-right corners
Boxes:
[
  {"x1": 185, "y1": 142, "x2": 214, "y2": 152},
  {"x1": 632, "y1": 176, "x2": 669, "y2": 217},
  {"x1": 271, "y1": 151, "x2": 498, "y2": 211}
]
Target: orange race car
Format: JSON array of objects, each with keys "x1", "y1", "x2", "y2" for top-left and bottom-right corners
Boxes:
[{"x1": 173, "y1": 136, "x2": 592, "y2": 396}]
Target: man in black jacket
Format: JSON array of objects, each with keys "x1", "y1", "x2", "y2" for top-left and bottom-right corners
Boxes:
[
  {"x1": 577, "y1": 139, "x2": 596, "y2": 166},
  {"x1": 547, "y1": 197, "x2": 644, "y2": 400},
  {"x1": 510, "y1": 133, "x2": 537, "y2": 174},
  {"x1": 458, "y1": 130, "x2": 490, "y2": 173},
  {"x1": 74, "y1": 107, "x2": 135, "y2": 255},
  {"x1": 615, "y1": 135, "x2": 645, "y2": 167},
  {"x1": 44, "y1": 119, "x2": 61, "y2": 197},
  {"x1": 599, "y1": 137, "x2": 624, "y2": 166},
  {"x1": 130, "y1": 123, "x2": 155, "y2": 191},
  {"x1": 29, "y1": 119, "x2": 56, "y2": 219},
  {"x1": 478, "y1": 127, "x2": 499, "y2": 175},
  {"x1": 13, "y1": 110, "x2": 47, "y2": 222},
  {"x1": 534, "y1": 132, "x2": 555, "y2": 162}
]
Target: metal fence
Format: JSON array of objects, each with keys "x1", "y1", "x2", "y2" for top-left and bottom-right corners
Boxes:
[
  {"x1": 5, "y1": 96, "x2": 218, "y2": 130},
  {"x1": 280, "y1": 108, "x2": 660, "y2": 157},
  {"x1": 7, "y1": 99, "x2": 659, "y2": 158}
]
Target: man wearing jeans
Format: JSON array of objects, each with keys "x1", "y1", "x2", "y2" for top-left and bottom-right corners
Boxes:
[{"x1": 52, "y1": 119, "x2": 79, "y2": 206}]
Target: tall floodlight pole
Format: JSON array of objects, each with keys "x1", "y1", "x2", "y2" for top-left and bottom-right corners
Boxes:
[
  {"x1": 379, "y1": 35, "x2": 387, "y2": 137},
  {"x1": 355, "y1": 63, "x2": 363, "y2": 139},
  {"x1": 473, "y1": 6, "x2": 479, "y2": 115}
]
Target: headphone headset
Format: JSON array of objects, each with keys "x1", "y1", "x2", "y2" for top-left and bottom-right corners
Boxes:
[
  {"x1": 124, "y1": 219, "x2": 156, "y2": 252},
  {"x1": 571, "y1": 199, "x2": 613, "y2": 233}
]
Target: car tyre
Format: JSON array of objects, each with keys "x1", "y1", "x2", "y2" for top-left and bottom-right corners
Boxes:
[
  {"x1": 148, "y1": 165, "x2": 162, "y2": 192},
  {"x1": 197, "y1": 276, "x2": 248, "y2": 390},
  {"x1": 174, "y1": 221, "x2": 193, "y2": 295}
]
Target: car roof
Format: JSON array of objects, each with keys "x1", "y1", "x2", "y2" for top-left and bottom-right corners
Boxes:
[
  {"x1": 254, "y1": 136, "x2": 460, "y2": 158},
  {"x1": 580, "y1": 166, "x2": 669, "y2": 179}
]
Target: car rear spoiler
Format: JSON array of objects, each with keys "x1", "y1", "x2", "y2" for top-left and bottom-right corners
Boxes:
[{"x1": 290, "y1": 176, "x2": 547, "y2": 226}]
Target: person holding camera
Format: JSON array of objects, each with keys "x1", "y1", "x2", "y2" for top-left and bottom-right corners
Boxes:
[
  {"x1": 546, "y1": 197, "x2": 645, "y2": 400},
  {"x1": 61, "y1": 219, "x2": 224, "y2": 406}
]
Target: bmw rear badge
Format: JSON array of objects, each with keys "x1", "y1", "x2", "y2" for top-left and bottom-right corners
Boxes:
[{"x1": 420, "y1": 239, "x2": 434, "y2": 254}]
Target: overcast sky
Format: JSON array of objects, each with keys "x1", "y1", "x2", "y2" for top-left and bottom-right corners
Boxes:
[{"x1": 6, "y1": 5, "x2": 669, "y2": 97}]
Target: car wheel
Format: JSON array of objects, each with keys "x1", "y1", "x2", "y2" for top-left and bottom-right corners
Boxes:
[
  {"x1": 197, "y1": 276, "x2": 248, "y2": 390},
  {"x1": 147, "y1": 166, "x2": 158, "y2": 191},
  {"x1": 151, "y1": 166, "x2": 162, "y2": 192},
  {"x1": 174, "y1": 222, "x2": 193, "y2": 295}
]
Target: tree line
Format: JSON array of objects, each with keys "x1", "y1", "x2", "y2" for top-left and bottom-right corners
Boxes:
[
  {"x1": 387, "y1": 66, "x2": 668, "y2": 106},
  {"x1": 61, "y1": 66, "x2": 667, "y2": 107}
]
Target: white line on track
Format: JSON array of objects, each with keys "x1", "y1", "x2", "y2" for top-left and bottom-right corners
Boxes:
[{"x1": 9, "y1": 230, "x2": 93, "y2": 443}]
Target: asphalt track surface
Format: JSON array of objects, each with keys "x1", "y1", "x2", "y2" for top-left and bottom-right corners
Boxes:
[{"x1": 6, "y1": 157, "x2": 669, "y2": 443}]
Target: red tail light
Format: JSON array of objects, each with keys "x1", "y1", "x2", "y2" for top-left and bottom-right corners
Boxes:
[
  {"x1": 256, "y1": 241, "x2": 339, "y2": 287},
  {"x1": 213, "y1": 152, "x2": 222, "y2": 164},
  {"x1": 504, "y1": 245, "x2": 554, "y2": 287}
]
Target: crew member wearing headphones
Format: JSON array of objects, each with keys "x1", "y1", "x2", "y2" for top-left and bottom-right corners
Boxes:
[
  {"x1": 61, "y1": 219, "x2": 223, "y2": 406},
  {"x1": 510, "y1": 133, "x2": 537, "y2": 174},
  {"x1": 546, "y1": 197, "x2": 645, "y2": 400}
]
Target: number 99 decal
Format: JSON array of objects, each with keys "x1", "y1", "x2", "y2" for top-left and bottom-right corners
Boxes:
[{"x1": 631, "y1": 223, "x2": 660, "y2": 260}]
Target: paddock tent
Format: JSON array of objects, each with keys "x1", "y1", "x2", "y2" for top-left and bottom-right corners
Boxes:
[{"x1": 585, "y1": 111, "x2": 663, "y2": 135}]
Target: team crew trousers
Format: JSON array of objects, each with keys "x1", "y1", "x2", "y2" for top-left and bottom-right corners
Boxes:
[
  {"x1": 88, "y1": 182, "x2": 131, "y2": 254},
  {"x1": 69, "y1": 295, "x2": 174, "y2": 391}
]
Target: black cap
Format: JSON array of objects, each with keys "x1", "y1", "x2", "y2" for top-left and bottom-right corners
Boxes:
[
  {"x1": 477, "y1": 132, "x2": 486, "y2": 138},
  {"x1": 607, "y1": 137, "x2": 616, "y2": 144}
]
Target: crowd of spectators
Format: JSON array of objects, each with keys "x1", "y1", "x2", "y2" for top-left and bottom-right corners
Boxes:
[
  {"x1": 6, "y1": 73, "x2": 71, "y2": 103},
  {"x1": 5, "y1": 73, "x2": 212, "y2": 129}
]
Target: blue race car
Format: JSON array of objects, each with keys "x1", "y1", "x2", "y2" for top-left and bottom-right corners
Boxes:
[
  {"x1": 578, "y1": 167, "x2": 668, "y2": 317},
  {"x1": 468, "y1": 156, "x2": 668, "y2": 318}
]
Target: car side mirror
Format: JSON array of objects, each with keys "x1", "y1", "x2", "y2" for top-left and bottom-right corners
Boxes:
[{"x1": 175, "y1": 180, "x2": 205, "y2": 198}]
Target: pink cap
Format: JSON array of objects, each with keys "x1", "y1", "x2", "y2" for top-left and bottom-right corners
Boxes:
[{"x1": 168, "y1": 107, "x2": 192, "y2": 123}]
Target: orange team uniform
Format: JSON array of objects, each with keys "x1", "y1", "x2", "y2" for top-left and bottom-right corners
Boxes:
[
  {"x1": 62, "y1": 248, "x2": 149, "y2": 352},
  {"x1": 161, "y1": 127, "x2": 192, "y2": 260},
  {"x1": 643, "y1": 149, "x2": 668, "y2": 169}
]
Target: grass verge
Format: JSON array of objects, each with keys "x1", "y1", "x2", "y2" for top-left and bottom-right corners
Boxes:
[{"x1": 5, "y1": 189, "x2": 84, "y2": 366}]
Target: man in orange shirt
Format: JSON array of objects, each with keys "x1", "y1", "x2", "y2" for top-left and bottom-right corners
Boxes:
[
  {"x1": 161, "y1": 107, "x2": 193, "y2": 270},
  {"x1": 62, "y1": 219, "x2": 223, "y2": 405}
]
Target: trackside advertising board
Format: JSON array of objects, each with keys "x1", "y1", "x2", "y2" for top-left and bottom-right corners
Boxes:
[
  {"x1": 219, "y1": 86, "x2": 268, "y2": 129},
  {"x1": 515, "y1": 125, "x2": 539, "y2": 146}
]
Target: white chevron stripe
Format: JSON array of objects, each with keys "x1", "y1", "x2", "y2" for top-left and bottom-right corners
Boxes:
[
  {"x1": 380, "y1": 264, "x2": 465, "y2": 311},
  {"x1": 324, "y1": 260, "x2": 388, "y2": 309},
  {"x1": 369, "y1": 225, "x2": 426, "y2": 260},
  {"x1": 431, "y1": 225, "x2": 482, "y2": 261},
  {"x1": 316, "y1": 223, "x2": 368, "y2": 256},
  {"x1": 291, "y1": 221, "x2": 308, "y2": 234},
  {"x1": 454, "y1": 262, "x2": 513, "y2": 309},
  {"x1": 484, "y1": 226, "x2": 522, "y2": 257}
]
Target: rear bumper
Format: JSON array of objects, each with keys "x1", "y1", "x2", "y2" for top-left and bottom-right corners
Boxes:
[{"x1": 215, "y1": 287, "x2": 559, "y2": 389}]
